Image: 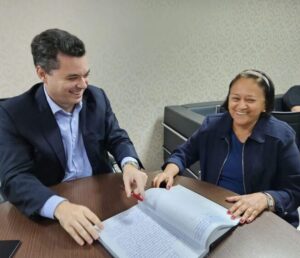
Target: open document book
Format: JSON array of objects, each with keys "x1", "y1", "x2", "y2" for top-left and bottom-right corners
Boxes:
[{"x1": 98, "y1": 185, "x2": 239, "y2": 258}]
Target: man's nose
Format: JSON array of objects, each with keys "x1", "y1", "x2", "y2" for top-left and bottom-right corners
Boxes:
[{"x1": 78, "y1": 77, "x2": 88, "y2": 89}]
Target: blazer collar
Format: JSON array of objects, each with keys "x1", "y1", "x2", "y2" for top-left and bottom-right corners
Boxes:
[
  {"x1": 249, "y1": 114, "x2": 269, "y2": 143},
  {"x1": 217, "y1": 112, "x2": 267, "y2": 143}
]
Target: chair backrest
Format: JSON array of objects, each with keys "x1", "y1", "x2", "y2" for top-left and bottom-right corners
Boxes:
[
  {"x1": 271, "y1": 111, "x2": 300, "y2": 148},
  {"x1": 274, "y1": 94, "x2": 290, "y2": 111}
]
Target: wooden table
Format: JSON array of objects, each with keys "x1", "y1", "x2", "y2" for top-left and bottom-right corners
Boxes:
[{"x1": 1, "y1": 173, "x2": 300, "y2": 257}]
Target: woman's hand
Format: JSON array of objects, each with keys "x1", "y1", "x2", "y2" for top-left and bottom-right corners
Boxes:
[
  {"x1": 226, "y1": 192, "x2": 269, "y2": 224},
  {"x1": 152, "y1": 163, "x2": 179, "y2": 189},
  {"x1": 152, "y1": 171, "x2": 174, "y2": 189}
]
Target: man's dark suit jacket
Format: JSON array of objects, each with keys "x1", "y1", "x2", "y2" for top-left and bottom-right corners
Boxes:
[{"x1": 0, "y1": 83, "x2": 141, "y2": 217}]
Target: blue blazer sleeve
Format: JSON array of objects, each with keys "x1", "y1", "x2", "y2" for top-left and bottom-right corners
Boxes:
[{"x1": 0, "y1": 105, "x2": 56, "y2": 217}]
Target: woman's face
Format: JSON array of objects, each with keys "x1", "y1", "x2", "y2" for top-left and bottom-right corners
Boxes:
[{"x1": 228, "y1": 77, "x2": 266, "y2": 130}]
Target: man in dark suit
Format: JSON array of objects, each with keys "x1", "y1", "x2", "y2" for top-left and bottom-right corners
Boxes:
[{"x1": 0, "y1": 29, "x2": 147, "y2": 246}]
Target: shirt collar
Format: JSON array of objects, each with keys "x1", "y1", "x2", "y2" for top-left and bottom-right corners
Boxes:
[{"x1": 43, "y1": 85, "x2": 82, "y2": 115}]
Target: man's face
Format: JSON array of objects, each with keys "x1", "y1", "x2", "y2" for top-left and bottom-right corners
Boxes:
[{"x1": 39, "y1": 53, "x2": 89, "y2": 112}]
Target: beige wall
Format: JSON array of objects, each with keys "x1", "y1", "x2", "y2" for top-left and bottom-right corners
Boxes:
[{"x1": 1, "y1": 0, "x2": 300, "y2": 170}]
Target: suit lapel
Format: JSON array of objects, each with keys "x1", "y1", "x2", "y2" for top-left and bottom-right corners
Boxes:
[
  {"x1": 79, "y1": 95, "x2": 87, "y2": 135},
  {"x1": 79, "y1": 94, "x2": 103, "y2": 172},
  {"x1": 35, "y1": 85, "x2": 66, "y2": 170},
  {"x1": 80, "y1": 95, "x2": 95, "y2": 169}
]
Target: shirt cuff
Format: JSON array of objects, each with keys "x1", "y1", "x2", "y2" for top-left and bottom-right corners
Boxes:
[
  {"x1": 39, "y1": 195, "x2": 67, "y2": 219},
  {"x1": 121, "y1": 157, "x2": 138, "y2": 168}
]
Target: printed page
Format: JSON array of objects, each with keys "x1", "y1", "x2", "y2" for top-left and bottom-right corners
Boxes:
[
  {"x1": 99, "y1": 205, "x2": 200, "y2": 258},
  {"x1": 140, "y1": 185, "x2": 239, "y2": 252}
]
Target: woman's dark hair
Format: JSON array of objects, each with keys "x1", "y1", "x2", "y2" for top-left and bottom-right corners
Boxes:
[
  {"x1": 31, "y1": 28, "x2": 85, "y2": 74},
  {"x1": 222, "y1": 69, "x2": 275, "y2": 114}
]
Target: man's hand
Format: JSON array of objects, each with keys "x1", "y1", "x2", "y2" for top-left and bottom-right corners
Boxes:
[
  {"x1": 123, "y1": 165, "x2": 148, "y2": 199},
  {"x1": 226, "y1": 192, "x2": 269, "y2": 224},
  {"x1": 54, "y1": 201, "x2": 103, "y2": 246}
]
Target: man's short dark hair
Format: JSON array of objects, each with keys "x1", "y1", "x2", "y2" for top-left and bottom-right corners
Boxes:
[{"x1": 31, "y1": 28, "x2": 85, "y2": 74}]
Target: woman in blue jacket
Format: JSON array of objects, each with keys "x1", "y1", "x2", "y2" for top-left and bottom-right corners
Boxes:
[{"x1": 153, "y1": 69, "x2": 300, "y2": 227}]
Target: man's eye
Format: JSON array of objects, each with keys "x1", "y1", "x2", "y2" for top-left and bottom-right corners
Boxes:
[
  {"x1": 247, "y1": 99, "x2": 255, "y2": 103},
  {"x1": 68, "y1": 77, "x2": 78, "y2": 81}
]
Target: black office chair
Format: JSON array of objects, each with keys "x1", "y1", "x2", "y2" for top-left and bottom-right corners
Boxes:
[
  {"x1": 108, "y1": 152, "x2": 122, "y2": 173},
  {"x1": 271, "y1": 111, "x2": 300, "y2": 148},
  {"x1": 215, "y1": 95, "x2": 300, "y2": 148}
]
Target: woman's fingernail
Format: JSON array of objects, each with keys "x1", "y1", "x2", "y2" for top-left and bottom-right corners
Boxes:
[
  {"x1": 227, "y1": 210, "x2": 231, "y2": 215},
  {"x1": 231, "y1": 215, "x2": 236, "y2": 219},
  {"x1": 240, "y1": 218, "x2": 245, "y2": 224}
]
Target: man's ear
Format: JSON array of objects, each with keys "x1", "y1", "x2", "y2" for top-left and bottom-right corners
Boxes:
[{"x1": 36, "y1": 66, "x2": 47, "y2": 83}]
